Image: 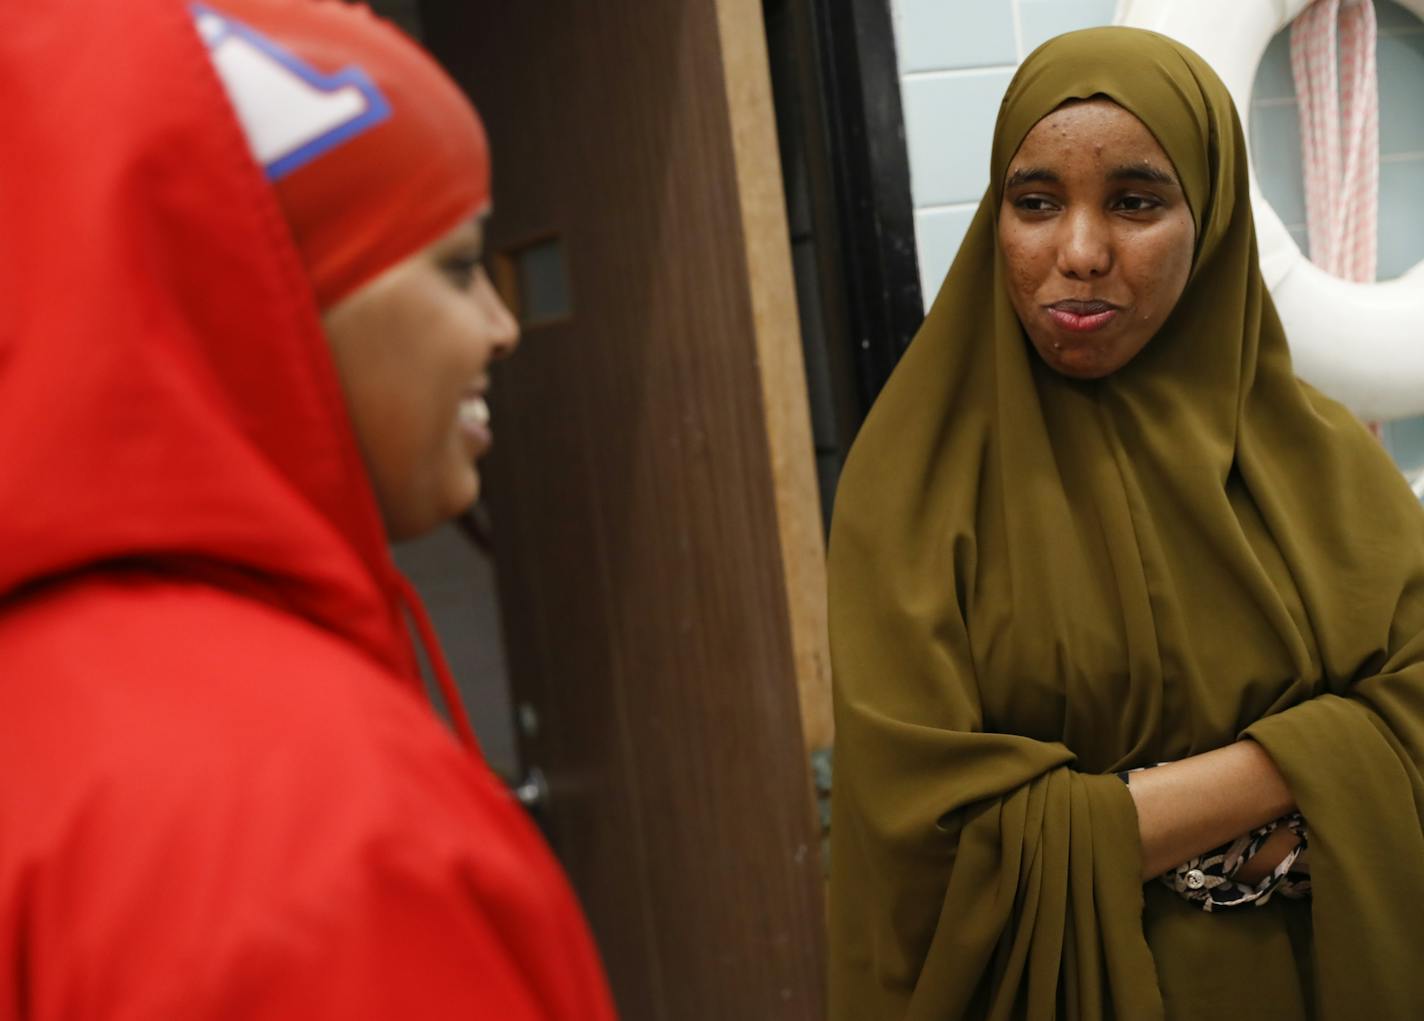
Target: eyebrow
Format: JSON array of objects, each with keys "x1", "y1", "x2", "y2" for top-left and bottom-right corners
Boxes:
[
  {"x1": 1004, "y1": 167, "x2": 1059, "y2": 189},
  {"x1": 1107, "y1": 162, "x2": 1179, "y2": 187},
  {"x1": 1003, "y1": 162, "x2": 1180, "y2": 189}
]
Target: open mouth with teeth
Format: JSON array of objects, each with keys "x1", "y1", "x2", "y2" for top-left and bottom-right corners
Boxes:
[{"x1": 457, "y1": 395, "x2": 492, "y2": 452}]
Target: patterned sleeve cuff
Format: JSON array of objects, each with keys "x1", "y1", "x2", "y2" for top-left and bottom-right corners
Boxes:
[{"x1": 1159, "y1": 813, "x2": 1310, "y2": 911}]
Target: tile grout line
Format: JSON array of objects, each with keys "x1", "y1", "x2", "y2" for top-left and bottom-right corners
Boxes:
[
  {"x1": 917, "y1": 200, "x2": 984, "y2": 215},
  {"x1": 902, "y1": 64, "x2": 1019, "y2": 82},
  {"x1": 1010, "y1": 0, "x2": 1026, "y2": 63}
]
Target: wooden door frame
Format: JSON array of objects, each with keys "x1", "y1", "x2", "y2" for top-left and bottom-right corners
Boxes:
[{"x1": 716, "y1": 0, "x2": 834, "y2": 771}]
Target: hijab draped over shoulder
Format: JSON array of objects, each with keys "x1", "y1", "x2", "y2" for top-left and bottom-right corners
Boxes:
[{"x1": 829, "y1": 27, "x2": 1424, "y2": 1020}]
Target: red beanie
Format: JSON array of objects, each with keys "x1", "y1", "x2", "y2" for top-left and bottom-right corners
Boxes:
[{"x1": 194, "y1": 0, "x2": 491, "y2": 309}]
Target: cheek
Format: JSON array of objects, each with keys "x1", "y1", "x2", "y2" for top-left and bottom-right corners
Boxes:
[
  {"x1": 1126, "y1": 222, "x2": 1194, "y2": 314},
  {"x1": 998, "y1": 226, "x2": 1047, "y2": 306},
  {"x1": 418, "y1": 299, "x2": 481, "y2": 388},
  {"x1": 423, "y1": 311, "x2": 490, "y2": 448}
]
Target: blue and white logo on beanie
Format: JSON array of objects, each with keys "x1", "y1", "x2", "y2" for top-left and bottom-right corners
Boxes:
[{"x1": 192, "y1": 3, "x2": 391, "y2": 180}]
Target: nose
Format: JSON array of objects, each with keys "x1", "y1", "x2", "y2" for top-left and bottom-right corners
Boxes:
[
  {"x1": 1056, "y1": 207, "x2": 1111, "y2": 280},
  {"x1": 474, "y1": 268, "x2": 521, "y2": 361}
]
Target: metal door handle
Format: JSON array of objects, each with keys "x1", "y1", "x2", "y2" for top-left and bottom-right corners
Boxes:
[{"x1": 513, "y1": 767, "x2": 548, "y2": 810}]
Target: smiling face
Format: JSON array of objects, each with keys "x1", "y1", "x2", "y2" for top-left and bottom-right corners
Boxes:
[
  {"x1": 997, "y1": 98, "x2": 1196, "y2": 379},
  {"x1": 323, "y1": 216, "x2": 519, "y2": 541}
]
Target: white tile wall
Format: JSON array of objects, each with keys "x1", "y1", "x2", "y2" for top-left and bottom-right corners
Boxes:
[
  {"x1": 896, "y1": 0, "x2": 1017, "y2": 72},
  {"x1": 890, "y1": 0, "x2": 1125, "y2": 297},
  {"x1": 1016, "y1": 0, "x2": 1119, "y2": 55},
  {"x1": 914, "y1": 205, "x2": 979, "y2": 294},
  {"x1": 902, "y1": 69, "x2": 1016, "y2": 207}
]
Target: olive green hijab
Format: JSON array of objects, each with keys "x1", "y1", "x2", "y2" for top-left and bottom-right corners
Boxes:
[{"x1": 829, "y1": 26, "x2": 1424, "y2": 1020}]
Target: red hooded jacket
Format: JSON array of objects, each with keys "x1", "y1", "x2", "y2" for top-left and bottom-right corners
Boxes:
[{"x1": 0, "y1": 2, "x2": 617, "y2": 1018}]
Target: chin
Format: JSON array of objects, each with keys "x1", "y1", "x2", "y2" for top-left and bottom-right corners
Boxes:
[
  {"x1": 444, "y1": 464, "x2": 481, "y2": 518},
  {"x1": 1031, "y1": 347, "x2": 1094, "y2": 379},
  {"x1": 387, "y1": 471, "x2": 480, "y2": 543},
  {"x1": 1052, "y1": 358, "x2": 1114, "y2": 380},
  {"x1": 1029, "y1": 337, "x2": 1125, "y2": 380}
]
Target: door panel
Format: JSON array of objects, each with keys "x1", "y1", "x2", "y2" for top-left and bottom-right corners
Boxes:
[{"x1": 419, "y1": 2, "x2": 830, "y2": 1018}]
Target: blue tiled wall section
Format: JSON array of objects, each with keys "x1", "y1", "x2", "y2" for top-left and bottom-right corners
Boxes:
[
  {"x1": 1380, "y1": 157, "x2": 1424, "y2": 278},
  {"x1": 1247, "y1": 2, "x2": 1424, "y2": 467},
  {"x1": 1379, "y1": 25, "x2": 1424, "y2": 153},
  {"x1": 1249, "y1": 102, "x2": 1309, "y2": 227},
  {"x1": 1375, "y1": 5, "x2": 1424, "y2": 468}
]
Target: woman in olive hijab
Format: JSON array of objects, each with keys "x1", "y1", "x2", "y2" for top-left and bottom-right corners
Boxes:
[{"x1": 829, "y1": 26, "x2": 1424, "y2": 1021}]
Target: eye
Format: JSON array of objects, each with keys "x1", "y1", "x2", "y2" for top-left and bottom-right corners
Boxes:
[
  {"x1": 1012, "y1": 195, "x2": 1060, "y2": 214},
  {"x1": 1113, "y1": 193, "x2": 1164, "y2": 214},
  {"x1": 440, "y1": 253, "x2": 484, "y2": 290}
]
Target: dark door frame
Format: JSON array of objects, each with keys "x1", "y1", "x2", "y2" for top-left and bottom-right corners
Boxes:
[{"x1": 797, "y1": 0, "x2": 924, "y2": 419}]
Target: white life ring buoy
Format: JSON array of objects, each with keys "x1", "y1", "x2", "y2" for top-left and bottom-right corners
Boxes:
[{"x1": 1116, "y1": 0, "x2": 1424, "y2": 422}]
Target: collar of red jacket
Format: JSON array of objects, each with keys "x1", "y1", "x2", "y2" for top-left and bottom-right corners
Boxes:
[{"x1": 0, "y1": 0, "x2": 418, "y2": 678}]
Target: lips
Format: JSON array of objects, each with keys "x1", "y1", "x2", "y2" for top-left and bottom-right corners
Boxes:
[{"x1": 1045, "y1": 299, "x2": 1120, "y2": 333}]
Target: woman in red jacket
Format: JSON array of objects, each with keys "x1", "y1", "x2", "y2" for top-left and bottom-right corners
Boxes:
[{"x1": 0, "y1": 1, "x2": 617, "y2": 1017}]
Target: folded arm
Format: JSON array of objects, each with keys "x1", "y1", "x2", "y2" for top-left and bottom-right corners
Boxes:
[{"x1": 1126, "y1": 739, "x2": 1297, "y2": 881}]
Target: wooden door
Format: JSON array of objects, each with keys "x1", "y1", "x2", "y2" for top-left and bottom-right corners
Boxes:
[{"x1": 418, "y1": 2, "x2": 832, "y2": 1018}]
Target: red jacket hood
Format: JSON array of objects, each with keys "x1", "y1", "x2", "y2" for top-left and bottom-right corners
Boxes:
[{"x1": 0, "y1": 0, "x2": 419, "y2": 678}]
